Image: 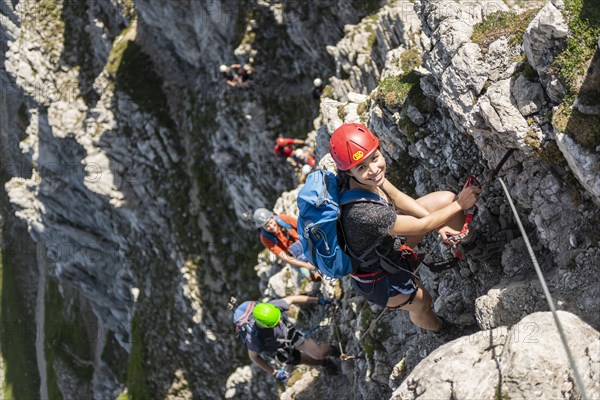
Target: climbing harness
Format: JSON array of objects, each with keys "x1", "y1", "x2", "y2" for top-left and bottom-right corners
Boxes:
[
  {"x1": 418, "y1": 241, "x2": 460, "y2": 274},
  {"x1": 498, "y1": 177, "x2": 588, "y2": 400},
  {"x1": 272, "y1": 315, "x2": 305, "y2": 364}
]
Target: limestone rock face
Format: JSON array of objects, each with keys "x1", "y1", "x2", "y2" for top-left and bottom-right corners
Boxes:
[
  {"x1": 512, "y1": 75, "x2": 546, "y2": 116},
  {"x1": 477, "y1": 78, "x2": 529, "y2": 140},
  {"x1": 556, "y1": 132, "x2": 600, "y2": 204},
  {"x1": 523, "y1": 2, "x2": 569, "y2": 75},
  {"x1": 391, "y1": 312, "x2": 600, "y2": 400}
]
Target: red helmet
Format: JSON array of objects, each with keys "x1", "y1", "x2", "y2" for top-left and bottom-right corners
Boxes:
[{"x1": 329, "y1": 123, "x2": 380, "y2": 170}]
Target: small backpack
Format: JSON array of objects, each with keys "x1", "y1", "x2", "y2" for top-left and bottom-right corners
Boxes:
[
  {"x1": 233, "y1": 301, "x2": 257, "y2": 344},
  {"x1": 297, "y1": 169, "x2": 404, "y2": 279}
]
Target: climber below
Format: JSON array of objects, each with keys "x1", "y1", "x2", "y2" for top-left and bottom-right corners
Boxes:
[
  {"x1": 220, "y1": 63, "x2": 253, "y2": 88},
  {"x1": 312, "y1": 78, "x2": 325, "y2": 100},
  {"x1": 273, "y1": 137, "x2": 316, "y2": 172},
  {"x1": 273, "y1": 136, "x2": 307, "y2": 158},
  {"x1": 253, "y1": 208, "x2": 318, "y2": 280},
  {"x1": 234, "y1": 296, "x2": 339, "y2": 381}
]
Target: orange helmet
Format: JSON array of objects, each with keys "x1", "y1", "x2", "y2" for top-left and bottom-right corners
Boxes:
[{"x1": 329, "y1": 123, "x2": 379, "y2": 170}]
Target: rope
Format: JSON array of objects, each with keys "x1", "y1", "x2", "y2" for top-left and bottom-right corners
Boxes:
[
  {"x1": 497, "y1": 177, "x2": 588, "y2": 400},
  {"x1": 328, "y1": 301, "x2": 347, "y2": 358},
  {"x1": 302, "y1": 304, "x2": 332, "y2": 338}
]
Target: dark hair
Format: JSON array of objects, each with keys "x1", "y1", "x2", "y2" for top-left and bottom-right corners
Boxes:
[{"x1": 337, "y1": 171, "x2": 351, "y2": 192}]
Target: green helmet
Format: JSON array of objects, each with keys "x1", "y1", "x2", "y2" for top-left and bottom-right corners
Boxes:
[{"x1": 252, "y1": 303, "x2": 281, "y2": 328}]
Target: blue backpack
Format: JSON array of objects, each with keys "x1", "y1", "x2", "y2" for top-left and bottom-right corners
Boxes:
[{"x1": 297, "y1": 170, "x2": 388, "y2": 279}]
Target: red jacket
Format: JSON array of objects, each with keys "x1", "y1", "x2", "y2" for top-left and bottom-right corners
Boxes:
[
  {"x1": 273, "y1": 137, "x2": 300, "y2": 158},
  {"x1": 273, "y1": 144, "x2": 294, "y2": 158}
]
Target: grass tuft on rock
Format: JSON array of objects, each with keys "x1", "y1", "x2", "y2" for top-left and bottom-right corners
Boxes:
[
  {"x1": 375, "y1": 71, "x2": 421, "y2": 109},
  {"x1": 553, "y1": 104, "x2": 600, "y2": 150},
  {"x1": 551, "y1": 0, "x2": 600, "y2": 94},
  {"x1": 126, "y1": 313, "x2": 151, "y2": 400},
  {"x1": 472, "y1": 9, "x2": 540, "y2": 49},
  {"x1": 400, "y1": 49, "x2": 422, "y2": 72},
  {"x1": 1, "y1": 249, "x2": 39, "y2": 400}
]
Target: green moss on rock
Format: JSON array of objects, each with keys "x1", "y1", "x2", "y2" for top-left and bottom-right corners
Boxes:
[
  {"x1": 33, "y1": 0, "x2": 65, "y2": 56},
  {"x1": 552, "y1": 0, "x2": 600, "y2": 94},
  {"x1": 553, "y1": 105, "x2": 600, "y2": 151},
  {"x1": 352, "y1": 0, "x2": 384, "y2": 15},
  {"x1": 44, "y1": 279, "x2": 94, "y2": 398},
  {"x1": 1, "y1": 249, "x2": 40, "y2": 400},
  {"x1": 322, "y1": 85, "x2": 335, "y2": 99},
  {"x1": 549, "y1": 0, "x2": 600, "y2": 151},
  {"x1": 126, "y1": 313, "x2": 151, "y2": 400},
  {"x1": 106, "y1": 25, "x2": 175, "y2": 129}
]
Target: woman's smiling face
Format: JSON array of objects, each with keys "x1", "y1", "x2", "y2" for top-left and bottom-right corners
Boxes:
[{"x1": 348, "y1": 149, "x2": 386, "y2": 187}]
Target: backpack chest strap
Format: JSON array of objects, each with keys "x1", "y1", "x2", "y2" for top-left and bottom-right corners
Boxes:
[{"x1": 339, "y1": 189, "x2": 388, "y2": 207}]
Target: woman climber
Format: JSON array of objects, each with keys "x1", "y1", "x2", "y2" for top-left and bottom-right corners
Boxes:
[{"x1": 330, "y1": 123, "x2": 510, "y2": 332}]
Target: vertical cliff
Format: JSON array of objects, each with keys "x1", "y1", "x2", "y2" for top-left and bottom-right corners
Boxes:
[
  {"x1": 1, "y1": 0, "x2": 598, "y2": 399},
  {"x1": 0, "y1": 0, "x2": 392, "y2": 398}
]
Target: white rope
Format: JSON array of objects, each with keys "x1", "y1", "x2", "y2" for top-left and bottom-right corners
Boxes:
[{"x1": 497, "y1": 177, "x2": 588, "y2": 400}]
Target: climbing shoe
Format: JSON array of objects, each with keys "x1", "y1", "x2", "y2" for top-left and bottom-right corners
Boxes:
[
  {"x1": 321, "y1": 358, "x2": 340, "y2": 376},
  {"x1": 462, "y1": 229, "x2": 514, "y2": 261}
]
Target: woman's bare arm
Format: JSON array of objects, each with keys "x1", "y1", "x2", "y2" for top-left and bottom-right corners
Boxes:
[
  {"x1": 382, "y1": 179, "x2": 430, "y2": 217},
  {"x1": 388, "y1": 186, "x2": 480, "y2": 236}
]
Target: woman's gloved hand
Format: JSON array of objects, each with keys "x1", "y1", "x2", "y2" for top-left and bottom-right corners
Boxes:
[{"x1": 317, "y1": 298, "x2": 330, "y2": 306}]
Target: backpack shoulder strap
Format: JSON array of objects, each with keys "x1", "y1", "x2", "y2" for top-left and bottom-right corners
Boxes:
[
  {"x1": 234, "y1": 301, "x2": 256, "y2": 329},
  {"x1": 260, "y1": 229, "x2": 279, "y2": 246},
  {"x1": 274, "y1": 215, "x2": 295, "y2": 243},
  {"x1": 274, "y1": 215, "x2": 294, "y2": 230},
  {"x1": 340, "y1": 189, "x2": 388, "y2": 206}
]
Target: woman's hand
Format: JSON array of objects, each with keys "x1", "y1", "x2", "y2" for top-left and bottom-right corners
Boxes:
[
  {"x1": 303, "y1": 261, "x2": 316, "y2": 271},
  {"x1": 438, "y1": 226, "x2": 461, "y2": 242},
  {"x1": 456, "y1": 186, "x2": 481, "y2": 210}
]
